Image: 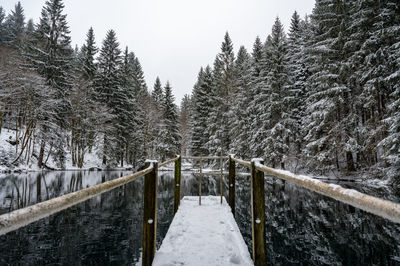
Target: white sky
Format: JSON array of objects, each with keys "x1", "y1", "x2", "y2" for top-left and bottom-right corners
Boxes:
[{"x1": 2, "y1": 0, "x2": 315, "y2": 105}]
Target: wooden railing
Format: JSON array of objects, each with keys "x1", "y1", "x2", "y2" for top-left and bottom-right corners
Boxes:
[
  {"x1": 1, "y1": 154, "x2": 400, "y2": 266},
  {"x1": 0, "y1": 156, "x2": 180, "y2": 266},
  {"x1": 229, "y1": 154, "x2": 400, "y2": 266}
]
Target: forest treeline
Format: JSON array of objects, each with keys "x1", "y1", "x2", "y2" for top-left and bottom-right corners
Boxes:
[
  {"x1": 184, "y1": 0, "x2": 400, "y2": 180},
  {"x1": 0, "y1": 0, "x2": 180, "y2": 169},
  {"x1": 0, "y1": 0, "x2": 399, "y2": 181}
]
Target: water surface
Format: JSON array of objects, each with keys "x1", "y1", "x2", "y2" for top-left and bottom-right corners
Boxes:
[{"x1": 0, "y1": 170, "x2": 399, "y2": 265}]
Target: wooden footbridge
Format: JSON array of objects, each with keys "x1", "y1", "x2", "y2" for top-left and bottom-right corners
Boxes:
[{"x1": 1, "y1": 155, "x2": 400, "y2": 266}]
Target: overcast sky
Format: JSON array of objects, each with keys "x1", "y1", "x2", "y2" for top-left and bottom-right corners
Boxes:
[{"x1": 2, "y1": 0, "x2": 315, "y2": 105}]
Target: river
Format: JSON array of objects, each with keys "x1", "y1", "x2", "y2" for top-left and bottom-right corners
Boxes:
[{"x1": 0, "y1": 170, "x2": 399, "y2": 265}]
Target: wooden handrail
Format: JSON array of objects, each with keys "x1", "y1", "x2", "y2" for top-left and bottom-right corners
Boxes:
[
  {"x1": 182, "y1": 156, "x2": 228, "y2": 160},
  {"x1": 230, "y1": 155, "x2": 400, "y2": 224},
  {"x1": 231, "y1": 156, "x2": 251, "y2": 168},
  {"x1": 0, "y1": 165, "x2": 154, "y2": 236},
  {"x1": 254, "y1": 162, "x2": 400, "y2": 224},
  {"x1": 159, "y1": 156, "x2": 179, "y2": 167}
]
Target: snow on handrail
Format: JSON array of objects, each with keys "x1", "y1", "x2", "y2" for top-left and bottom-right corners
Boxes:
[
  {"x1": 230, "y1": 156, "x2": 251, "y2": 168},
  {"x1": 230, "y1": 155, "x2": 400, "y2": 224},
  {"x1": 182, "y1": 156, "x2": 228, "y2": 160},
  {"x1": 253, "y1": 162, "x2": 400, "y2": 224},
  {"x1": 159, "y1": 156, "x2": 180, "y2": 167},
  {"x1": 0, "y1": 165, "x2": 154, "y2": 236}
]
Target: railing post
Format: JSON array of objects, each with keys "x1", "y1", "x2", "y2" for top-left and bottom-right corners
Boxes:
[
  {"x1": 142, "y1": 160, "x2": 158, "y2": 266},
  {"x1": 199, "y1": 153, "x2": 202, "y2": 205},
  {"x1": 250, "y1": 159, "x2": 266, "y2": 266},
  {"x1": 228, "y1": 155, "x2": 235, "y2": 216},
  {"x1": 220, "y1": 151, "x2": 223, "y2": 204},
  {"x1": 174, "y1": 155, "x2": 181, "y2": 214}
]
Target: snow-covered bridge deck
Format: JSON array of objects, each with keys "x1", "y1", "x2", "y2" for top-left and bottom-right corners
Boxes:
[{"x1": 153, "y1": 196, "x2": 253, "y2": 266}]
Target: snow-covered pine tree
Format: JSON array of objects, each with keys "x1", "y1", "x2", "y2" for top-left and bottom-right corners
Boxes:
[
  {"x1": 152, "y1": 77, "x2": 163, "y2": 104},
  {"x1": 286, "y1": 11, "x2": 311, "y2": 157},
  {"x1": 190, "y1": 67, "x2": 205, "y2": 155},
  {"x1": 23, "y1": 0, "x2": 73, "y2": 168},
  {"x1": 206, "y1": 57, "x2": 224, "y2": 156},
  {"x1": 118, "y1": 47, "x2": 142, "y2": 167},
  {"x1": 191, "y1": 66, "x2": 214, "y2": 156},
  {"x1": 247, "y1": 36, "x2": 265, "y2": 158},
  {"x1": 343, "y1": 0, "x2": 379, "y2": 169},
  {"x1": 147, "y1": 77, "x2": 164, "y2": 158},
  {"x1": 160, "y1": 82, "x2": 180, "y2": 160},
  {"x1": 231, "y1": 46, "x2": 253, "y2": 158},
  {"x1": 81, "y1": 27, "x2": 97, "y2": 80},
  {"x1": 378, "y1": 0, "x2": 400, "y2": 181},
  {"x1": 129, "y1": 53, "x2": 149, "y2": 163},
  {"x1": 3, "y1": 2, "x2": 25, "y2": 46},
  {"x1": 95, "y1": 29, "x2": 123, "y2": 165},
  {"x1": 207, "y1": 32, "x2": 235, "y2": 155},
  {"x1": 25, "y1": 19, "x2": 34, "y2": 36},
  {"x1": 0, "y1": 7, "x2": 5, "y2": 44},
  {"x1": 69, "y1": 27, "x2": 112, "y2": 168},
  {"x1": 262, "y1": 17, "x2": 290, "y2": 169},
  {"x1": 304, "y1": 0, "x2": 355, "y2": 172},
  {"x1": 180, "y1": 94, "x2": 192, "y2": 156}
]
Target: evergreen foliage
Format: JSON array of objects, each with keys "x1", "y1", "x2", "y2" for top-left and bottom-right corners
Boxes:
[
  {"x1": 189, "y1": 1, "x2": 400, "y2": 182},
  {"x1": 0, "y1": 0, "x2": 181, "y2": 170}
]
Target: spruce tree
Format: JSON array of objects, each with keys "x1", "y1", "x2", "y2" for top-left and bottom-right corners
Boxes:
[
  {"x1": 152, "y1": 77, "x2": 163, "y2": 104},
  {"x1": 247, "y1": 37, "x2": 265, "y2": 157},
  {"x1": 263, "y1": 17, "x2": 290, "y2": 168},
  {"x1": 191, "y1": 66, "x2": 214, "y2": 156},
  {"x1": 180, "y1": 94, "x2": 192, "y2": 156},
  {"x1": 231, "y1": 46, "x2": 252, "y2": 158},
  {"x1": 4, "y1": 2, "x2": 25, "y2": 45},
  {"x1": 130, "y1": 53, "x2": 148, "y2": 161},
  {"x1": 304, "y1": 0, "x2": 354, "y2": 172},
  {"x1": 95, "y1": 29, "x2": 122, "y2": 165},
  {"x1": 0, "y1": 7, "x2": 6, "y2": 43},
  {"x1": 81, "y1": 27, "x2": 97, "y2": 80},
  {"x1": 25, "y1": 18, "x2": 34, "y2": 35},
  {"x1": 207, "y1": 32, "x2": 235, "y2": 155},
  {"x1": 24, "y1": 0, "x2": 73, "y2": 168},
  {"x1": 148, "y1": 77, "x2": 164, "y2": 158},
  {"x1": 378, "y1": 0, "x2": 400, "y2": 180},
  {"x1": 161, "y1": 82, "x2": 180, "y2": 159},
  {"x1": 286, "y1": 12, "x2": 311, "y2": 157}
]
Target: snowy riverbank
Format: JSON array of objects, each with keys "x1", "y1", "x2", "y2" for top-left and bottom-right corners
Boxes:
[{"x1": 0, "y1": 129, "x2": 134, "y2": 173}]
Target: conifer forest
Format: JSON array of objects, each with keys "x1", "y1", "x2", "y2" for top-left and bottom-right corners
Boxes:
[{"x1": 0, "y1": 0, "x2": 399, "y2": 184}]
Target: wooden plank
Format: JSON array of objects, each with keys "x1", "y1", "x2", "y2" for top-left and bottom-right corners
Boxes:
[
  {"x1": 153, "y1": 196, "x2": 253, "y2": 266},
  {"x1": 228, "y1": 155, "x2": 235, "y2": 217},
  {"x1": 142, "y1": 161, "x2": 158, "y2": 266},
  {"x1": 174, "y1": 156, "x2": 181, "y2": 214},
  {"x1": 251, "y1": 159, "x2": 266, "y2": 266}
]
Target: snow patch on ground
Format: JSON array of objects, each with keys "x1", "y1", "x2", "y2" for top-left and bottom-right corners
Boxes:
[
  {"x1": 0, "y1": 129, "x2": 132, "y2": 172},
  {"x1": 153, "y1": 196, "x2": 253, "y2": 266}
]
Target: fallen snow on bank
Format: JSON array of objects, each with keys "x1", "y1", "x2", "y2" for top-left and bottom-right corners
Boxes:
[{"x1": 153, "y1": 196, "x2": 253, "y2": 266}]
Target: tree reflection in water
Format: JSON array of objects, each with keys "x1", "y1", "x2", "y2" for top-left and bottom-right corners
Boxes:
[{"x1": 0, "y1": 171, "x2": 399, "y2": 265}]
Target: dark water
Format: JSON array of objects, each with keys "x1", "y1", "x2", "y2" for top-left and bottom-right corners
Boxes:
[{"x1": 0, "y1": 171, "x2": 399, "y2": 265}]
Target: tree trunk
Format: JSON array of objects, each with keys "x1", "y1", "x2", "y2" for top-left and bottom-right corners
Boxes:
[
  {"x1": 346, "y1": 151, "x2": 356, "y2": 172},
  {"x1": 38, "y1": 141, "x2": 45, "y2": 168},
  {"x1": 335, "y1": 148, "x2": 340, "y2": 170}
]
